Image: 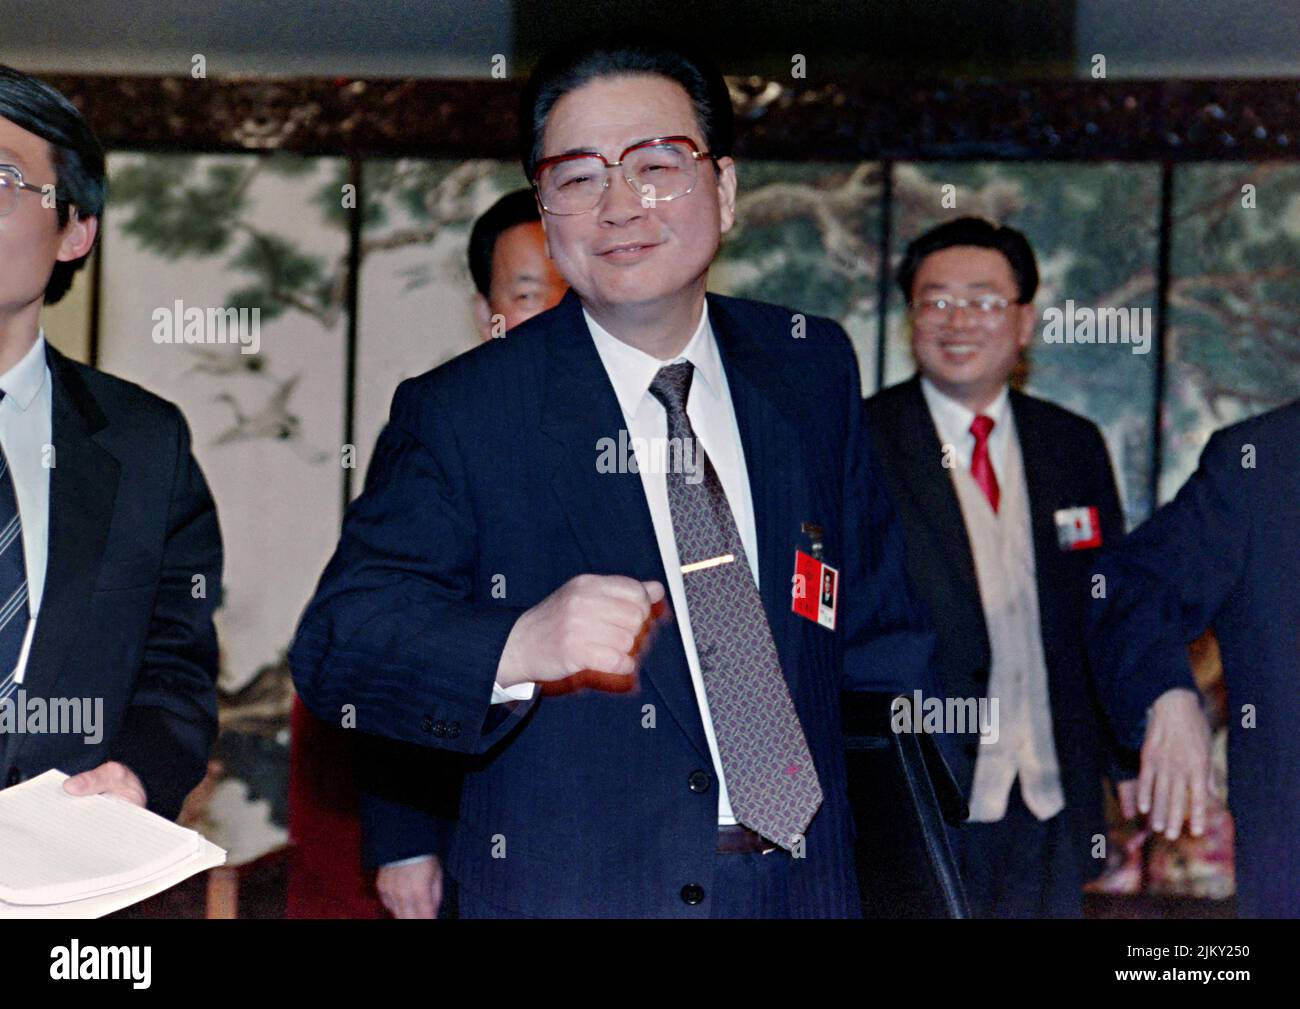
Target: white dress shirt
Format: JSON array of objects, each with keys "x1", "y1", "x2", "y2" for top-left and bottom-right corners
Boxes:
[
  {"x1": 920, "y1": 376, "x2": 1011, "y2": 482},
  {"x1": 492, "y1": 304, "x2": 757, "y2": 826},
  {"x1": 0, "y1": 332, "x2": 53, "y2": 688}
]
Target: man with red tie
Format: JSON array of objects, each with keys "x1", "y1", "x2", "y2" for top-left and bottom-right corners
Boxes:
[{"x1": 865, "y1": 217, "x2": 1133, "y2": 917}]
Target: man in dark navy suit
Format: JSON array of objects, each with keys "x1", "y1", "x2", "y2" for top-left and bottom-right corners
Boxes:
[
  {"x1": 0, "y1": 66, "x2": 221, "y2": 820},
  {"x1": 1088, "y1": 399, "x2": 1300, "y2": 917},
  {"x1": 291, "y1": 38, "x2": 932, "y2": 918},
  {"x1": 358, "y1": 190, "x2": 567, "y2": 919},
  {"x1": 865, "y1": 218, "x2": 1133, "y2": 917}
]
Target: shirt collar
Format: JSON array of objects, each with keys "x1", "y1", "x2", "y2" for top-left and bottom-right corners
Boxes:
[
  {"x1": 584, "y1": 303, "x2": 722, "y2": 419},
  {"x1": 919, "y1": 375, "x2": 1010, "y2": 442},
  {"x1": 0, "y1": 329, "x2": 49, "y2": 412}
]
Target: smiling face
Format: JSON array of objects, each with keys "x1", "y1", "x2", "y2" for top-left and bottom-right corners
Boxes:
[
  {"x1": 908, "y1": 245, "x2": 1035, "y2": 412},
  {"x1": 535, "y1": 73, "x2": 736, "y2": 329},
  {"x1": 0, "y1": 114, "x2": 96, "y2": 326}
]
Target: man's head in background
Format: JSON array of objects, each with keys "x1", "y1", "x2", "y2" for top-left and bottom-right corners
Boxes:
[
  {"x1": 468, "y1": 188, "x2": 567, "y2": 340},
  {"x1": 897, "y1": 217, "x2": 1038, "y2": 413},
  {"x1": 520, "y1": 38, "x2": 736, "y2": 340},
  {"x1": 0, "y1": 66, "x2": 103, "y2": 335}
]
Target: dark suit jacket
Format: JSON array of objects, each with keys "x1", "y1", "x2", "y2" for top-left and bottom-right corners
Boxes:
[
  {"x1": 0, "y1": 344, "x2": 222, "y2": 820},
  {"x1": 355, "y1": 734, "x2": 459, "y2": 869},
  {"x1": 865, "y1": 376, "x2": 1127, "y2": 885},
  {"x1": 291, "y1": 289, "x2": 934, "y2": 918},
  {"x1": 1087, "y1": 399, "x2": 1300, "y2": 917}
]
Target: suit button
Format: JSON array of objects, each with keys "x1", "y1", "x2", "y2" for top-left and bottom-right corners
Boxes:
[
  {"x1": 432, "y1": 720, "x2": 448, "y2": 738},
  {"x1": 446, "y1": 721, "x2": 461, "y2": 739},
  {"x1": 688, "y1": 770, "x2": 711, "y2": 793},
  {"x1": 5, "y1": 768, "x2": 19, "y2": 787},
  {"x1": 680, "y1": 883, "x2": 705, "y2": 905},
  {"x1": 421, "y1": 716, "x2": 434, "y2": 734}
]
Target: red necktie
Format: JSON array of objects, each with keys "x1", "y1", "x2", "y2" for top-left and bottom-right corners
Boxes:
[{"x1": 969, "y1": 414, "x2": 1000, "y2": 513}]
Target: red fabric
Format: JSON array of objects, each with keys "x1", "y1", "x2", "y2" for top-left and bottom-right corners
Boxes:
[
  {"x1": 969, "y1": 414, "x2": 1000, "y2": 513},
  {"x1": 286, "y1": 697, "x2": 387, "y2": 918}
]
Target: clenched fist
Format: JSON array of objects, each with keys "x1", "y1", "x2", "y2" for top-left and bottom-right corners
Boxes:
[{"x1": 496, "y1": 574, "x2": 666, "y2": 689}]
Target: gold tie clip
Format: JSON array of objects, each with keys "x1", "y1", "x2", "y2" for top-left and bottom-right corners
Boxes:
[{"x1": 680, "y1": 553, "x2": 735, "y2": 574}]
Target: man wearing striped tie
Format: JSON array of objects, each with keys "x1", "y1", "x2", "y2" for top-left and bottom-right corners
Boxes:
[{"x1": 0, "y1": 66, "x2": 222, "y2": 821}]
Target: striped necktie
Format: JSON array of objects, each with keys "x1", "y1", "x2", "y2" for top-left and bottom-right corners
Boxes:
[
  {"x1": 0, "y1": 413, "x2": 29, "y2": 706},
  {"x1": 649, "y1": 361, "x2": 823, "y2": 850}
]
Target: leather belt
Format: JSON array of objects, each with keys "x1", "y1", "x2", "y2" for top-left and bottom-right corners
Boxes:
[{"x1": 717, "y1": 823, "x2": 780, "y2": 855}]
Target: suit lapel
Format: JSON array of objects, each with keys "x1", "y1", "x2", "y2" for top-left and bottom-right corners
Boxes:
[
  {"x1": 884, "y1": 376, "x2": 981, "y2": 602},
  {"x1": 10, "y1": 348, "x2": 119, "y2": 766},
  {"x1": 537, "y1": 292, "x2": 711, "y2": 761},
  {"x1": 707, "y1": 294, "x2": 811, "y2": 698},
  {"x1": 538, "y1": 293, "x2": 661, "y2": 580}
]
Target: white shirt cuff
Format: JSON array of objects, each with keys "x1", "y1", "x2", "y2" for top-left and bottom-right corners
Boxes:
[
  {"x1": 491, "y1": 680, "x2": 537, "y2": 704},
  {"x1": 380, "y1": 853, "x2": 436, "y2": 868}
]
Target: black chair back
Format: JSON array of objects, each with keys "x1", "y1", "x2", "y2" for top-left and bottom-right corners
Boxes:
[{"x1": 843, "y1": 691, "x2": 969, "y2": 918}]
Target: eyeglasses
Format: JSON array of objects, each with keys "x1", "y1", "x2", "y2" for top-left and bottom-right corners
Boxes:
[
  {"x1": 533, "y1": 136, "x2": 718, "y2": 216},
  {"x1": 0, "y1": 165, "x2": 60, "y2": 218},
  {"x1": 911, "y1": 295, "x2": 1014, "y2": 326}
]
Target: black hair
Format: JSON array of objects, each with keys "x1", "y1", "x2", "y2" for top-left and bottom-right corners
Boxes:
[
  {"x1": 467, "y1": 189, "x2": 542, "y2": 298},
  {"x1": 0, "y1": 65, "x2": 105, "y2": 304},
  {"x1": 896, "y1": 217, "x2": 1039, "y2": 305},
  {"x1": 519, "y1": 35, "x2": 733, "y2": 180}
]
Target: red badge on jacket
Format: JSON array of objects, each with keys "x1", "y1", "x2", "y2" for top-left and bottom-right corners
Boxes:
[
  {"x1": 792, "y1": 550, "x2": 837, "y2": 629},
  {"x1": 1054, "y1": 505, "x2": 1102, "y2": 551}
]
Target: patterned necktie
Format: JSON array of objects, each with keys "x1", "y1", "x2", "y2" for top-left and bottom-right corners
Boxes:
[
  {"x1": 969, "y1": 414, "x2": 1000, "y2": 513},
  {"x1": 649, "y1": 361, "x2": 823, "y2": 849}
]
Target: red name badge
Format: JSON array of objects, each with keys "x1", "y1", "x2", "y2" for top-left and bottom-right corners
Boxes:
[
  {"x1": 1054, "y1": 505, "x2": 1103, "y2": 551},
  {"x1": 792, "y1": 550, "x2": 838, "y2": 630}
]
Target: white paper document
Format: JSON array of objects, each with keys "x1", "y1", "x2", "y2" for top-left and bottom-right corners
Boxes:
[{"x1": 0, "y1": 769, "x2": 226, "y2": 918}]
